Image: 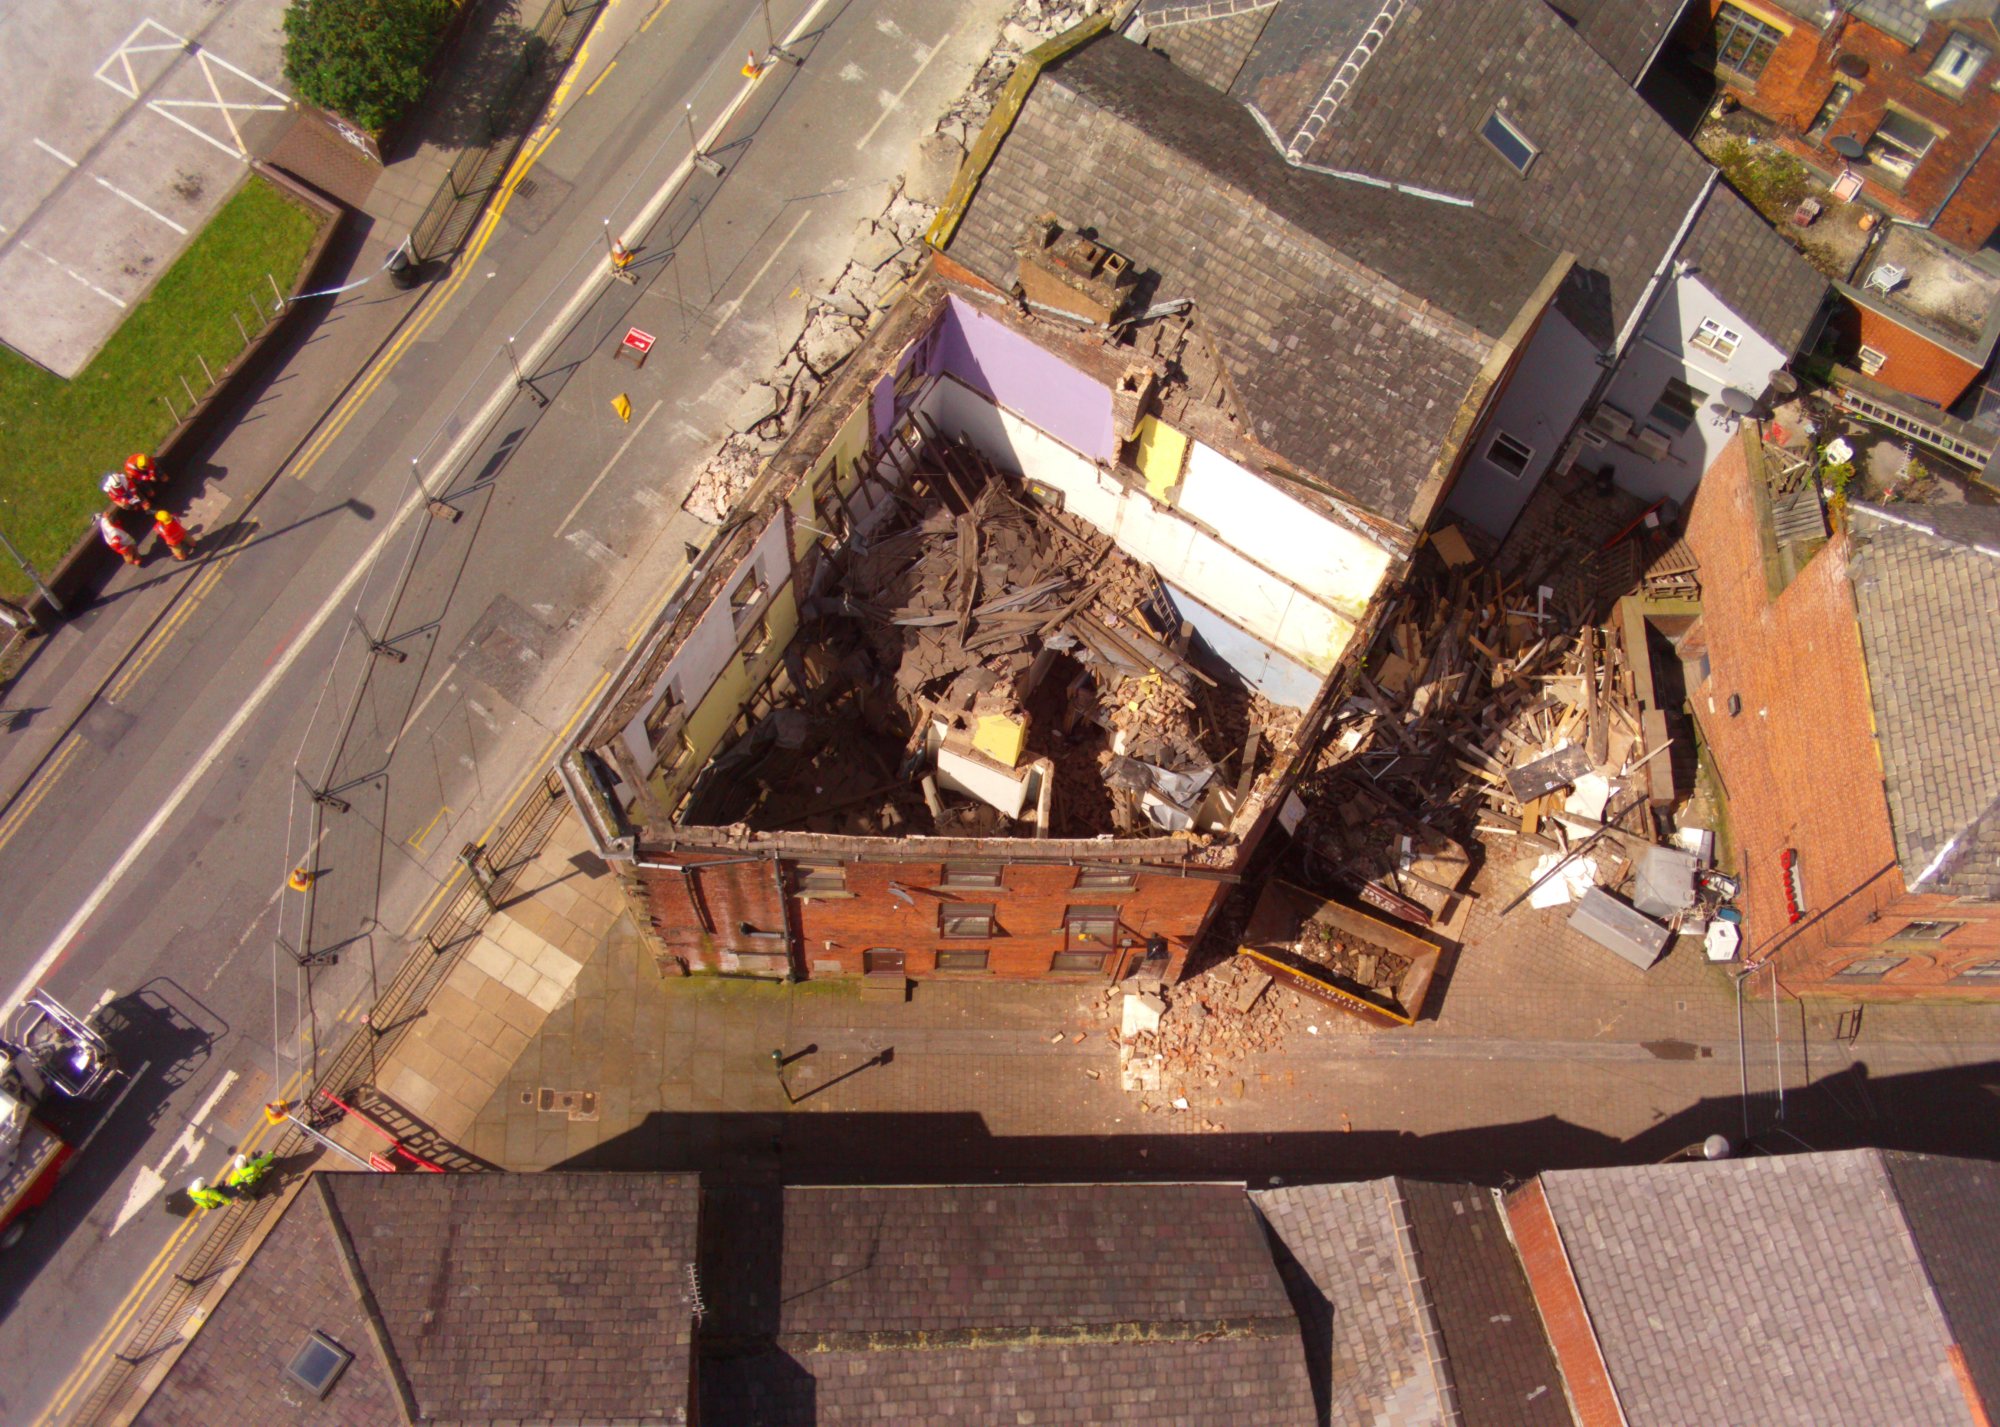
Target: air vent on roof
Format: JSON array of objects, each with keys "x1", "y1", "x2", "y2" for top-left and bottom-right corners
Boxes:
[
  {"x1": 284, "y1": 1332, "x2": 354, "y2": 1399},
  {"x1": 1587, "y1": 405, "x2": 1634, "y2": 441}
]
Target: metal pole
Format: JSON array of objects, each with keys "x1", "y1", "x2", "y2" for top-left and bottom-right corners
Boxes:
[
  {"x1": 0, "y1": 521, "x2": 62, "y2": 613},
  {"x1": 179, "y1": 373, "x2": 197, "y2": 408},
  {"x1": 267, "y1": 272, "x2": 285, "y2": 312},
  {"x1": 506, "y1": 337, "x2": 546, "y2": 405},
  {"x1": 233, "y1": 312, "x2": 250, "y2": 349},
  {"x1": 196, "y1": 353, "x2": 214, "y2": 389},
  {"x1": 687, "y1": 103, "x2": 725, "y2": 176}
]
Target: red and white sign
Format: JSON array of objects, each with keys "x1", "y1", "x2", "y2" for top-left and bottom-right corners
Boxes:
[{"x1": 621, "y1": 326, "x2": 655, "y2": 356}]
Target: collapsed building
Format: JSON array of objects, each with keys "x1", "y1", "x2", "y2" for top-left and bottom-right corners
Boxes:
[{"x1": 563, "y1": 32, "x2": 1593, "y2": 985}]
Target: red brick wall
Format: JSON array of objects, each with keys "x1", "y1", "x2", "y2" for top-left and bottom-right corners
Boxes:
[
  {"x1": 1686, "y1": 4, "x2": 2000, "y2": 246},
  {"x1": 636, "y1": 851, "x2": 1226, "y2": 982},
  {"x1": 1502, "y1": 1181, "x2": 1625, "y2": 1427},
  {"x1": 1682, "y1": 433, "x2": 2000, "y2": 995},
  {"x1": 1845, "y1": 303, "x2": 1982, "y2": 406}
]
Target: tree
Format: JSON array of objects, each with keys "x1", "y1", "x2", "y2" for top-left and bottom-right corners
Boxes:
[{"x1": 283, "y1": 0, "x2": 454, "y2": 134}]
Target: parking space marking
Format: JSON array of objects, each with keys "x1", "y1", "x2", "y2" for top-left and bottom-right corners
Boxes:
[
  {"x1": 94, "y1": 19, "x2": 190, "y2": 101},
  {"x1": 20, "y1": 241, "x2": 127, "y2": 308},
  {"x1": 35, "y1": 138, "x2": 189, "y2": 235},
  {"x1": 148, "y1": 45, "x2": 290, "y2": 161}
]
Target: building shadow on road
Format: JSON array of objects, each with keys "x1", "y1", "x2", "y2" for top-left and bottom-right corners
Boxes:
[{"x1": 546, "y1": 1056, "x2": 2000, "y2": 1187}]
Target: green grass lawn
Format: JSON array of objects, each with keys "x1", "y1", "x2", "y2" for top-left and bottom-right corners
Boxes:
[{"x1": 0, "y1": 176, "x2": 325, "y2": 599}]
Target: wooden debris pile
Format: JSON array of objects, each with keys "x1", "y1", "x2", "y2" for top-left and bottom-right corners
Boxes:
[{"x1": 1293, "y1": 542, "x2": 1664, "y2": 921}]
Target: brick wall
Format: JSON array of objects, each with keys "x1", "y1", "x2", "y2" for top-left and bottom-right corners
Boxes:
[
  {"x1": 635, "y1": 850, "x2": 1227, "y2": 983},
  {"x1": 1501, "y1": 1180, "x2": 1625, "y2": 1427},
  {"x1": 1686, "y1": 4, "x2": 2000, "y2": 247},
  {"x1": 1846, "y1": 303, "x2": 1982, "y2": 406},
  {"x1": 1682, "y1": 433, "x2": 2000, "y2": 995}
]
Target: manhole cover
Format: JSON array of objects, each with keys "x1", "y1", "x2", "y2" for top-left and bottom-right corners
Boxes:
[{"x1": 535, "y1": 1088, "x2": 599, "y2": 1121}]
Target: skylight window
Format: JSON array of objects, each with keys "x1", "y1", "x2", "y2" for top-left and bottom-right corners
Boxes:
[
  {"x1": 1480, "y1": 110, "x2": 1538, "y2": 175},
  {"x1": 284, "y1": 1332, "x2": 354, "y2": 1399}
]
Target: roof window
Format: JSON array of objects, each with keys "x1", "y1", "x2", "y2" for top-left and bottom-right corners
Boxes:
[
  {"x1": 1480, "y1": 110, "x2": 1538, "y2": 175},
  {"x1": 283, "y1": 1331, "x2": 354, "y2": 1399}
]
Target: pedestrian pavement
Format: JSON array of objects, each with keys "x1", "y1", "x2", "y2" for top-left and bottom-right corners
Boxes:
[{"x1": 335, "y1": 806, "x2": 2000, "y2": 1188}]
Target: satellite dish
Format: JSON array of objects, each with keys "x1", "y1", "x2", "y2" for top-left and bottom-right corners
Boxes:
[
  {"x1": 1718, "y1": 387, "x2": 1761, "y2": 415},
  {"x1": 1836, "y1": 54, "x2": 1868, "y2": 79},
  {"x1": 1767, "y1": 371, "x2": 1799, "y2": 398},
  {"x1": 1831, "y1": 135, "x2": 1867, "y2": 160}
]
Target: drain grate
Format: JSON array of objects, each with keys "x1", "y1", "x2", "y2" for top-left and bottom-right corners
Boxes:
[
  {"x1": 534, "y1": 1087, "x2": 599, "y2": 1121},
  {"x1": 515, "y1": 178, "x2": 538, "y2": 199}
]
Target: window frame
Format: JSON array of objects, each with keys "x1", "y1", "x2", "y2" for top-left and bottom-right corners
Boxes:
[
  {"x1": 934, "y1": 947, "x2": 990, "y2": 972},
  {"x1": 1833, "y1": 954, "x2": 1906, "y2": 982},
  {"x1": 1807, "y1": 81, "x2": 1856, "y2": 141},
  {"x1": 1050, "y1": 949, "x2": 1110, "y2": 975},
  {"x1": 1711, "y1": 3, "x2": 1785, "y2": 81},
  {"x1": 741, "y1": 615, "x2": 771, "y2": 665},
  {"x1": 643, "y1": 681, "x2": 683, "y2": 744},
  {"x1": 1858, "y1": 344, "x2": 1889, "y2": 376},
  {"x1": 1689, "y1": 318, "x2": 1742, "y2": 360},
  {"x1": 939, "y1": 860, "x2": 1004, "y2": 890},
  {"x1": 794, "y1": 861, "x2": 848, "y2": 895},
  {"x1": 1866, "y1": 109, "x2": 1943, "y2": 185},
  {"x1": 939, "y1": 903, "x2": 997, "y2": 939},
  {"x1": 1479, "y1": 110, "x2": 1539, "y2": 175},
  {"x1": 1891, "y1": 920, "x2": 1963, "y2": 943},
  {"x1": 1927, "y1": 31, "x2": 1990, "y2": 94},
  {"x1": 1648, "y1": 378, "x2": 1706, "y2": 435},
  {"x1": 729, "y1": 569, "x2": 767, "y2": 627},
  {"x1": 1075, "y1": 865, "x2": 1138, "y2": 892},
  {"x1": 1485, "y1": 431, "x2": 1535, "y2": 477},
  {"x1": 1064, "y1": 905, "x2": 1120, "y2": 952}
]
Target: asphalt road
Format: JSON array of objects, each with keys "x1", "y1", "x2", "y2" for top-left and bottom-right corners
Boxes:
[{"x1": 0, "y1": 0, "x2": 1012, "y2": 1417}]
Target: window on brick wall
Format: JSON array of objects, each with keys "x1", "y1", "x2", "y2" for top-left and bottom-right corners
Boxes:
[
  {"x1": 935, "y1": 947, "x2": 990, "y2": 971},
  {"x1": 1076, "y1": 865, "x2": 1138, "y2": 892},
  {"x1": 1711, "y1": 4, "x2": 1784, "y2": 81},
  {"x1": 1893, "y1": 920, "x2": 1963, "y2": 942},
  {"x1": 795, "y1": 861, "x2": 846, "y2": 895},
  {"x1": 1808, "y1": 82, "x2": 1855, "y2": 142},
  {"x1": 1690, "y1": 318, "x2": 1742, "y2": 360},
  {"x1": 1051, "y1": 950, "x2": 1109, "y2": 974},
  {"x1": 1953, "y1": 959, "x2": 2000, "y2": 982},
  {"x1": 1834, "y1": 955, "x2": 1905, "y2": 982},
  {"x1": 940, "y1": 903, "x2": 996, "y2": 938},
  {"x1": 940, "y1": 860, "x2": 1003, "y2": 889},
  {"x1": 1858, "y1": 345, "x2": 1889, "y2": 376},
  {"x1": 1928, "y1": 32, "x2": 1991, "y2": 94},
  {"x1": 1867, "y1": 110, "x2": 1943, "y2": 186},
  {"x1": 1065, "y1": 905, "x2": 1120, "y2": 951}
]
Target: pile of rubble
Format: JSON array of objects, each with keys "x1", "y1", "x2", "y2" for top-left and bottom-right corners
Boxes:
[
  {"x1": 1096, "y1": 958, "x2": 1356, "y2": 1123},
  {"x1": 684, "y1": 0, "x2": 1117, "y2": 524},
  {"x1": 691, "y1": 434, "x2": 1287, "y2": 839}
]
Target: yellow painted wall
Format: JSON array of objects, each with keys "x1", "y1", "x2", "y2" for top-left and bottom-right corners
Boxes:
[
  {"x1": 792, "y1": 396, "x2": 875, "y2": 559},
  {"x1": 1133, "y1": 416, "x2": 1188, "y2": 502},
  {"x1": 656, "y1": 583, "x2": 802, "y2": 809}
]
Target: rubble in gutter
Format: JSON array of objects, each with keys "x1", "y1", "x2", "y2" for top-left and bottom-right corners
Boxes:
[{"x1": 683, "y1": 0, "x2": 1114, "y2": 524}]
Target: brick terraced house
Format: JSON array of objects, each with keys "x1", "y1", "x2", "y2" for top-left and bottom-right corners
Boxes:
[
  {"x1": 135, "y1": 1153, "x2": 2000, "y2": 1425},
  {"x1": 564, "y1": 12, "x2": 1824, "y2": 989},
  {"x1": 1684, "y1": 430, "x2": 2000, "y2": 994},
  {"x1": 1680, "y1": 0, "x2": 2000, "y2": 251}
]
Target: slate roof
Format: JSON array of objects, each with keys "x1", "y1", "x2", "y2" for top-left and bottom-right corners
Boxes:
[
  {"x1": 1846, "y1": 502, "x2": 2000, "y2": 900},
  {"x1": 948, "y1": 34, "x2": 1564, "y2": 526},
  {"x1": 1853, "y1": 0, "x2": 2000, "y2": 46},
  {"x1": 135, "y1": 1178, "x2": 405, "y2": 1427},
  {"x1": 1882, "y1": 1152, "x2": 2000, "y2": 1417},
  {"x1": 703, "y1": 1182, "x2": 1317, "y2": 1426},
  {"x1": 1544, "y1": 0, "x2": 1687, "y2": 84},
  {"x1": 1181, "y1": 0, "x2": 1823, "y2": 353},
  {"x1": 1137, "y1": 0, "x2": 1279, "y2": 91},
  {"x1": 1255, "y1": 1179, "x2": 1568, "y2": 1427},
  {"x1": 1538, "y1": 1152, "x2": 1982, "y2": 1427}
]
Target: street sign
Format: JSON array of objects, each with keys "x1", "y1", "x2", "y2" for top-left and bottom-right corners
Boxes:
[{"x1": 616, "y1": 326, "x2": 654, "y2": 369}]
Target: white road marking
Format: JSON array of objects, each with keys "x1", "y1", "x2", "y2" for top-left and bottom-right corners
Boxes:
[
  {"x1": 95, "y1": 20, "x2": 191, "y2": 101},
  {"x1": 556, "y1": 399, "x2": 665, "y2": 535},
  {"x1": 855, "y1": 38, "x2": 953, "y2": 149},
  {"x1": 163, "y1": 1068, "x2": 237, "y2": 1170},
  {"x1": 1, "y1": 0, "x2": 844, "y2": 1029},
  {"x1": 709, "y1": 208, "x2": 813, "y2": 335},
  {"x1": 32, "y1": 139, "x2": 78, "y2": 168},
  {"x1": 110, "y1": 1166, "x2": 166, "y2": 1236},
  {"x1": 23, "y1": 241, "x2": 130, "y2": 309},
  {"x1": 38, "y1": 135, "x2": 194, "y2": 233}
]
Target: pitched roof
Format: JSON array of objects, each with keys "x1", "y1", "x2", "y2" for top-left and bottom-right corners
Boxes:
[
  {"x1": 1882, "y1": 1152, "x2": 2000, "y2": 1416},
  {"x1": 1255, "y1": 1179, "x2": 1568, "y2": 1427},
  {"x1": 1538, "y1": 1152, "x2": 1982, "y2": 1427},
  {"x1": 948, "y1": 34, "x2": 1564, "y2": 526},
  {"x1": 134, "y1": 1178, "x2": 405, "y2": 1427},
  {"x1": 1545, "y1": 0, "x2": 1687, "y2": 84},
  {"x1": 703, "y1": 1182, "x2": 1317, "y2": 1426},
  {"x1": 1846, "y1": 502, "x2": 2000, "y2": 900},
  {"x1": 1853, "y1": 0, "x2": 2000, "y2": 46},
  {"x1": 1136, "y1": 0, "x2": 1280, "y2": 91},
  {"x1": 1213, "y1": 0, "x2": 1824, "y2": 352}
]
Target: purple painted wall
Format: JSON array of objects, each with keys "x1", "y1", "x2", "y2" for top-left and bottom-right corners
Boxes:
[
  {"x1": 934, "y1": 295, "x2": 1116, "y2": 459},
  {"x1": 872, "y1": 371, "x2": 896, "y2": 443}
]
